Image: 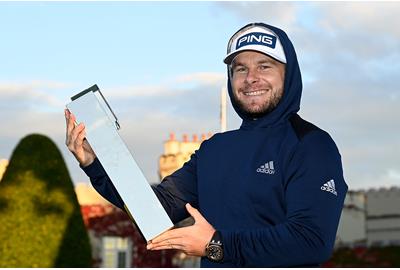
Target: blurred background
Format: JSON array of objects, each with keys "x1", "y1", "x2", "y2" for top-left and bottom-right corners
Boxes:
[{"x1": 0, "y1": 1, "x2": 399, "y2": 267}]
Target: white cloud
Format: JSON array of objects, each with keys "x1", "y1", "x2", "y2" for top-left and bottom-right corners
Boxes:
[
  {"x1": 173, "y1": 72, "x2": 225, "y2": 86},
  {"x1": 0, "y1": 73, "x2": 228, "y2": 185},
  {"x1": 307, "y1": 3, "x2": 400, "y2": 75},
  {"x1": 105, "y1": 84, "x2": 171, "y2": 98},
  {"x1": 218, "y1": 2, "x2": 400, "y2": 40},
  {"x1": 103, "y1": 72, "x2": 225, "y2": 100},
  {"x1": 0, "y1": 80, "x2": 72, "y2": 110},
  {"x1": 2, "y1": 1, "x2": 400, "y2": 191},
  {"x1": 316, "y1": 2, "x2": 400, "y2": 38},
  {"x1": 213, "y1": 1, "x2": 400, "y2": 191},
  {"x1": 350, "y1": 168, "x2": 400, "y2": 191},
  {"x1": 301, "y1": 74, "x2": 400, "y2": 191},
  {"x1": 388, "y1": 169, "x2": 400, "y2": 181},
  {"x1": 0, "y1": 80, "x2": 71, "y2": 92}
]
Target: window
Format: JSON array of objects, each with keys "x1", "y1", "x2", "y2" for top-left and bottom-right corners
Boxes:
[{"x1": 102, "y1": 236, "x2": 132, "y2": 267}]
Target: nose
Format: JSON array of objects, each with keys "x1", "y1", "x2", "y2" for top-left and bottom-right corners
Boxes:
[{"x1": 245, "y1": 68, "x2": 259, "y2": 84}]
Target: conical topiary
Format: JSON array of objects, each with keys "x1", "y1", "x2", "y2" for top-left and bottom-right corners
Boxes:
[{"x1": 0, "y1": 134, "x2": 92, "y2": 267}]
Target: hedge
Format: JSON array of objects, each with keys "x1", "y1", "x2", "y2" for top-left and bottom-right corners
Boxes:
[{"x1": 0, "y1": 134, "x2": 92, "y2": 267}]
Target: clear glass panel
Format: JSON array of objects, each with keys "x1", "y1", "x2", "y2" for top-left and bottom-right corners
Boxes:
[{"x1": 67, "y1": 90, "x2": 173, "y2": 241}]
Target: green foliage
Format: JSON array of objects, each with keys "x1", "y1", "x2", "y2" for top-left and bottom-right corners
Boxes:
[{"x1": 0, "y1": 134, "x2": 92, "y2": 267}]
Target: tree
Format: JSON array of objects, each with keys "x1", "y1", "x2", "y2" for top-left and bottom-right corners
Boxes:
[{"x1": 0, "y1": 134, "x2": 92, "y2": 267}]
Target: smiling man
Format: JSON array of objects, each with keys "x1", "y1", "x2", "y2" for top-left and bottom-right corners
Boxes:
[
  {"x1": 230, "y1": 50, "x2": 285, "y2": 118},
  {"x1": 65, "y1": 22, "x2": 348, "y2": 267}
]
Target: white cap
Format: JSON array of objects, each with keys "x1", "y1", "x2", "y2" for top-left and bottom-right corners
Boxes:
[{"x1": 224, "y1": 25, "x2": 286, "y2": 64}]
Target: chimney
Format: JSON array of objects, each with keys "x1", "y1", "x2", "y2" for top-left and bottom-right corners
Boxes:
[
  {"x1": 182, "y1": 134, "x2": 188, "y2": 142},
  {"x1": 192, "y1": 134, "x2": 198, "y2": 142},
  {"x1": 169, "y1": 132, "x2": 175, "y2": 141}
]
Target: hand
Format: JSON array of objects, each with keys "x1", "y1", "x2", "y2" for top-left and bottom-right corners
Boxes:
[
  {"x1": 65, "y1": 109, "x2": 96, "y2": 167},
  {"x1": 147, "y1": 203, "x2": 216, "y2": 257}
]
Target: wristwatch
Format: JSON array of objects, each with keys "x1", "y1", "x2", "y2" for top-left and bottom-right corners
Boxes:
[{"x1": 205, "y1": 230, "x2": 224, "y2": 263}]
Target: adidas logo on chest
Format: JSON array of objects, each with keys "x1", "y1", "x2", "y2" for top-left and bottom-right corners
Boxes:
[{"x1": 256, "y1": 161, "x2": 275, "y2": 175}]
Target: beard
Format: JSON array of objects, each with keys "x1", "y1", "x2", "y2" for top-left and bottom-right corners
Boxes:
[{"x1": 232, "y1": 87, "x2": 284, "y2": 119}]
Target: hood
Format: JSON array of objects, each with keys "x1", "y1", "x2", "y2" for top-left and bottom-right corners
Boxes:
[{"x1": 226, "y1": 22, "x2": 302, "y2": 129}]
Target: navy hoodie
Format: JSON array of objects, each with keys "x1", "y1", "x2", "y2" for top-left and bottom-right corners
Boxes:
[{"x1": 82, "y1": 23, "x2": 348, "y2": 267}]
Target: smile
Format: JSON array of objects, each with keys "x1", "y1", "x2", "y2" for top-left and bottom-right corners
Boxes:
[{"x1": 243, "y1": 90, "x2": 267, "y2": 96}]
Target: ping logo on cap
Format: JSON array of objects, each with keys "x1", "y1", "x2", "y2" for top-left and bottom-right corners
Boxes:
[{"x1": 236, "y1": 32, "x2": 277, "y2": 50}]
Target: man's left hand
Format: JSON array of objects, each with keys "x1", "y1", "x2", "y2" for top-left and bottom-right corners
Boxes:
[{"x1": 147, "y1": 203, "x2": 215, "y2": 257}]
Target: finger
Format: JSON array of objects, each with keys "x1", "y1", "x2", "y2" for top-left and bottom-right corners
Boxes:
[
  {"x1": 148, "y1": 240, "x2": 185, "y2": 251},
  {"x1": 148, "y1": 244, "x2": 173, "y2": 251},
  {"x1": 150, "y1": 234, "x2": 183, "y2": 248},
  {"x1": 65, "y1": 109, "x2": 72, "y2": 144},
  {"x1": 150, "y1": 243, "x2": 185, "y2": 251},
  {"x1": 70, "y1": 123, "x2": 83, "y2": 145},
  {"x1": 64, "y1": 109, "x2": 69, "y2": 124},
  {"x1": 185, "y1": 203, "x2": 203, "y2": 222},
  {"x1": 75, "y1": 128, "x2": 86, "y2": 148},
  {"x1": 66, "y1": 111, "x2": 76, "y2": 144},
  {"x1": 70, "y1": 123, "x2": 85, "y2": 147},
  {"x1": 151, "y1": 228, "x2": 176, "y2": 242},
  {"x1": 151, "y1": 230, "x2": 183, "y2": 244}
]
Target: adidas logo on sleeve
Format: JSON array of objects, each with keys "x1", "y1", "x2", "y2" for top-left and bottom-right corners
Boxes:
[
  {"x1": 256, "y1": 161, "x2": 275, "y2": 174},
  {"x1": 321, "y1": 179, "x2": 337, "y2": 196}
]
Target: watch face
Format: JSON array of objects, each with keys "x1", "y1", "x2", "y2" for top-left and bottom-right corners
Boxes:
[{"x1": 207, "y1": 244, "x2": 223, "y2": 262}]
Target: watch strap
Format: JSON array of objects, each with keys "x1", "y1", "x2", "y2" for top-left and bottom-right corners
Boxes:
[
  {"x1": 205, "y1": 230, "x2": 224, "y2": 263},
  {"x1": 211, "y1": 230, "x2": 223, "y2": 245}
]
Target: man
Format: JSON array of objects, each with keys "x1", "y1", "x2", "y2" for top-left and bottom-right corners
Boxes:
[{"x1": 65, "y1": 22, "x2": 347, "y2": 267}]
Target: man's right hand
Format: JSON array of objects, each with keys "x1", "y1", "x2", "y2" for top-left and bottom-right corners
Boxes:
[{"x1": 65, "y1": 109, "x2": 96, "y2": 167}]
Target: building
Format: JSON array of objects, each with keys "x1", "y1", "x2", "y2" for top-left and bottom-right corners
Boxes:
[
  {"x1": 75, "y1": 182, "x2": 110, "y2": 206},
  {"x1": 76, "y1": 183, "x2": 179, "y2": 267},
  {"x1": 0, "y1": 159, "x2": 8, "y2": 181},
  {"x1": 336, "y1": 191, "x2": 367, "y2": 247},
  {"x1": 158, "y1": 132, "x2": 215, "y2": 267},
  {"x1": 366, "y1": 187, "x2": 400, "y2": 246},
  {"x1": 335, "y1": 187, "x2": 400, "y2": 248},
  {"x1": 158, "y1": 132, "x2": 211, "y2": 180},
  {"x1": 74, "y1": 130, "x2": 400, "y2": 266},
  {"x1": 72, "y1": 132, "x2": 212, "y2": 267}
]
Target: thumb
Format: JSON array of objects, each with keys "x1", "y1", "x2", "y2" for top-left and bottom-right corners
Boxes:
[{"x1": 186, "y1": 203, "x2": 203, "y2": 222}]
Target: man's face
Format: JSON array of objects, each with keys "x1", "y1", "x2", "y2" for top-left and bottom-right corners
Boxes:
[{"x1": 230, "y1": 51, "x2": 285, "y2": 118}]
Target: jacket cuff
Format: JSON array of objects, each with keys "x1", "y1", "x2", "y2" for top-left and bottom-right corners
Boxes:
[
  {"x1": 80, "y1": 157, "x2": 106, "y2": 179},
  {"x1": 219, "y1": 229, "x2": 236, "y2": 265}
]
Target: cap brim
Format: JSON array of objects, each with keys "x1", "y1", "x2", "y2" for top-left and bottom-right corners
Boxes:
[{"x1": 223, "y1": 51, "x2": 240, "y2": 65}]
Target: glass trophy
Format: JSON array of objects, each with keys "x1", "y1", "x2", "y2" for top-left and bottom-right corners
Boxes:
[{"x1": 66, "y1": 85, "x2": 173, "y2": 242}]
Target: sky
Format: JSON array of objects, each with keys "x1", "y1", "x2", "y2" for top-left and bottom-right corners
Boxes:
[{"x1": 0, "y1": 2, "x2": 399, "y2": 190}]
